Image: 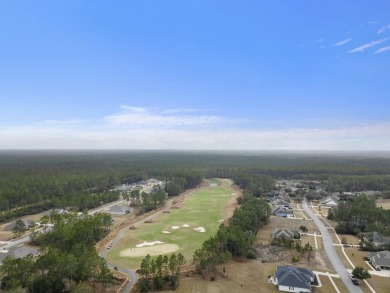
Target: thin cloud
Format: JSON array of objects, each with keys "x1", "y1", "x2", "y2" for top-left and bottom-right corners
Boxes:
[
  {"x1": 378, "y1": 24, "x2": 390, "y2": 35},
  {"x1": 1, "y1": 122, "x2": 390, "y2": 151},
  {"x1": 161, "y1": 108, "x2": 197, "y2": 114},
  {"x1": 349, "y1": 38, "x2": 388, "y2": 53},
  {"x1": 374, "y1": 46, "x2": 390, "y2": 54},
  {"x1": 333, "y1": 38, "x2": 352, "y2": 46},
  {"x1": 120, "y1": 105, "x2": 146, "y2": 112},
  {"x1": 105, "y1": 106, "x2": 224, "y2": 128}
]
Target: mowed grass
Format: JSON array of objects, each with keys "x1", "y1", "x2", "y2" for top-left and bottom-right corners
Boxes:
[{"x1": 107, "y1": 181, "x2": 235, "y2": 270}]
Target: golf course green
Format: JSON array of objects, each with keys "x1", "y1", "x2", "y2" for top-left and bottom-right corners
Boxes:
[{"x1": 106, "y1": 179, "x2": 238, "y2": 270}]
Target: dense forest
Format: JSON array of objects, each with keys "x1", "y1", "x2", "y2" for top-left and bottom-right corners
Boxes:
[
  {"x1": 328, "y1": 196, "x2": 390, "y2": 237},
  {"x1": 193, "y1": 193, "x2": 271, "y2": 275},
  {"x1": 1, "y1": 151, "x2": 390, "y2": 220},
  {"x1": 1, "y1": 211, "x2": 115, "y2": 292}
]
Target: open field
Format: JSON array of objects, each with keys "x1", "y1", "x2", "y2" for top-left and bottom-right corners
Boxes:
[
  {"x1": 338, "y1": 234, "x2": 360, "y2": 245},
  {"x1": 157, "y1": 261, "x2": 279, "y2": 293},
  {"x1": 344, "y1": 247, "x2": 370, "y2": 269},
  {"x1": 365, "y1": 275, "x2": 390, "y2": 293},
  {"x1": 376, "y1": 199, "x2": 390, "y2": 210},
  {"x1": 107, "y1": 179, "x2": 238, "y2": 270}
]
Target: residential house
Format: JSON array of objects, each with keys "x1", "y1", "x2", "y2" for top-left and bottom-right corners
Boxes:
[
  {"x1": 273, "y1": 199, "x2": 292, "y2": 209},
  {"x1": 274, "y1": 265, "x2": 314, "y2": 293},
  {"x1": 367, "y1": 251, "x2": 390, "y2": 270},
  {"x1": 3, "y1": 219, "x2": 32, "y2": 231},
  {"x1": 319, "y1": 195, "x2": 339, "y2": 207},
  {"x1": 361, "y1": 231, "x2": 390, "y2": 249},
  {"x1": 272, "y1": 207, "x2": 294, "y2": 218},
  {"x1": 108, "y1": 205, "x2": 131, "y2": 215},
  {"x1": 0, "y1": 245, "x2": 40, "y2": 265},
  {"x1": 272, "y1": 228, "x2": 300, "y2": 241}
]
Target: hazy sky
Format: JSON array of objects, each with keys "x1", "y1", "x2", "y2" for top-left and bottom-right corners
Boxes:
[{"x1": 0, "y1": 1, "x2": 389, "y2": 150}]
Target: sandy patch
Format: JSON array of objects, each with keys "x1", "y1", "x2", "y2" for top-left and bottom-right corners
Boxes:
[
  {"x1": 182, "y1": 224, "x2": 190, "y2": 227},
  {"x1": 136, "y1": 241, "x2": 164, "y2": 248},
  {"x1": 172, "y1": 225, "x2": 180, "y2": 230},
  {"x1": 193, "y1": 227, "x2": 206, "y2": 233},
  {"x1": 218, "y1": 219, "x2": 224, "y2": 223},
  {"x1": 162, "y1": 231, "x2": 171, "y2": 234},
  {"x1": 120, "y1": 244, "x2": 179, "y2": 257}
]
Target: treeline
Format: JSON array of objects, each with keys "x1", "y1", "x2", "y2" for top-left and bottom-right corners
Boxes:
[
  {"x1": 328, "y1": 196, "x2": 390, "y2": 236},
  {"x1": 326, "y1": 175, "x2": 390, "y2": 192},
  {"x1": 0, "y1": 191, "x2": 119, "y2": 223},
  {"x1": 137, "y1": 254, "x2": 186, "y2": 292},
  {"x1": 1, "y1": 151, "x2": 390, "y2": 220},
  {"x1": 1, "y1": 212, "x2": 115, "y2": 292},
  {"x1": 193, "y1": 194, "x2": 271, "y2": 275}
]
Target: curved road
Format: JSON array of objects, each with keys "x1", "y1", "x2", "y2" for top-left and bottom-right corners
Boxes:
[
  {"x1": 302, "y1": 199, "x2": 362, "y2": 293},
  {"x1": 100, "y1": 196, "x2": 177, "y2": 292}
]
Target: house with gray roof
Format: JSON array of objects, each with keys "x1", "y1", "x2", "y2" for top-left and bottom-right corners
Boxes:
[
  {"x1": 273, "y1": 228, "x2": 300, "y2": 241},
  {"x1": 274, "y1": 266, "x2": 314, "y2": 292},
  {"x1": 319, "y1": 195, "x2": 339, "y2": 207},
  {"x1": 367, "y1": 250, "x2": 390, "y2": 270},
  {"x1": 361, "y1": 231, "x2": 390, "y2": 249},
  {"x1": 108, "y1": 205, "x2": 131, "y2": 215},
  {"x1": 0, "y1": 245, "x2": 40, "y2": 265},
  {"x1": 272, "y1": 207, "x2": 294, "y2": 218},
  {"x1": 273, "y1": 199, "x2": 292, "y2": 208},
  {"x1": 3, "y1": 219, "x2": 32, "y2": 231}
]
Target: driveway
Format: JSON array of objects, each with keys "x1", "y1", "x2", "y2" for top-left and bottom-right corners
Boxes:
[{"x1": 302, "y1": 199, "x2": 363, "y2": 293}]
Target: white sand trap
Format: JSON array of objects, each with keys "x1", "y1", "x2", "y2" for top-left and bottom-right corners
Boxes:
[
  {"x1": 120, "y1": 244, "x2": 179, "y2": 257},
  {"x1": 193, "y1": 227, "x2": 206, "y2": 233},
  {"x1": 182, "y1": 224, "x2": 190, "y2": 227},
  {"x1": 171, "y1": 226, "x2": 180, "y2": 230},
  {"x1": 136, "y1": 241, "x2": 164, "y2": 248},
  {"x1": 218, "y1": 219, "x2": 224, "y2": 223},
  {"x1": 162, "y1": 231, "x2": 171, "y2": 234}
]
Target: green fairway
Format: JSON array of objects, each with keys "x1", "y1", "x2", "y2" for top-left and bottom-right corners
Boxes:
[{"x1": 106, "y1": 179, "x2": 236, "y2": 270}]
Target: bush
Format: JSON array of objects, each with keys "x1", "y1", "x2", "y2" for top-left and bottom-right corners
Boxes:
[
  {"x1": 246, "y1": 250, "x2": 257, "y2": 259},
  {"x1": 291, "y1": 256, "x2": 300, "y2": 263}
]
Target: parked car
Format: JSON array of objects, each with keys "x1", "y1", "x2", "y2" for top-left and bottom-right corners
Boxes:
[{"x1": 349, "y1": 274, "x2": 359, "y2": 285}]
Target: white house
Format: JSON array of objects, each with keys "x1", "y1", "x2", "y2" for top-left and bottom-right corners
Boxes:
[
  {"x1": 274, "y1": 266, "x2": 314, "y2": 293},
  {"x1": 319, "y1": 195, "x2": 339, "y2": 207}
]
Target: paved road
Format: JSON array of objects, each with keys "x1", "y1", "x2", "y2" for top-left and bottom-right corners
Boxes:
[{"x1": 302, "y1": 199, "x2": 363, "y2": 293}]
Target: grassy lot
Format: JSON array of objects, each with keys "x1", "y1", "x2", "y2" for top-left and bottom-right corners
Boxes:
[
  {"x1": 160, "y1": 261, "x2": 279, "y2": 293},
  {"x1": 328, "y1": 229, "x2": 341, "y2": 244},
  {"x1": 107, "y1": 180, "x2": 236, "y2": 270},
  {"x1": 338, "y1": 234, "x2": 360, "y2": 245},
  {"x1": 344, "y1": 247, "x2": 370, "y2": 269},
  {"x1": 365, "y1": 275, "x2": 390, "y2": 293},
  {"x1": 376, "y1": 199, "x2": 390, "y2": 210},
  {"x1": 332, "y1": 277, "x2": 348, "y2": 293},
  {"x1": 315, "y1": 275, "x2": 340, "y2": 293}
]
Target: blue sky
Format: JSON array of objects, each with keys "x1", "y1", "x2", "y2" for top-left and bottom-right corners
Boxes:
[{"x1": 0, "y1": 1, "x2": 389, "y2": 150}]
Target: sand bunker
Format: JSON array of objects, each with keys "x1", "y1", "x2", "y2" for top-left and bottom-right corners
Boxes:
[
  {"x1": 218, "y1": 219, "x2": 224, "y2": 223},
  {"x1": 162, "y1": 231, "x2": 171, "y2": 234},
  {"x1": 182, "y1": 224, "x2": 190, "y2": 227},
  {"x1": 120, "y1": 244, "x2": 179, "y2": 257},
  {"x1": 171, "y1": 226, "x2": 180, "y2": 230},
  {"x1": 193, "y1": 227, "x2": 206, "y2": 233},
  {"x1": 136, "y1": 241, "x2": 164, "y2": 248}
]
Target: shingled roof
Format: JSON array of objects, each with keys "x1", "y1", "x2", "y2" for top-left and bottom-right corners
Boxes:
[{"x1": 275, "y1": 266, "x2": 314, "y2": 290}]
